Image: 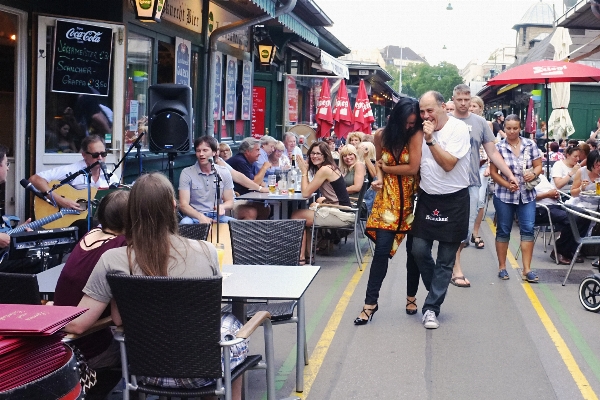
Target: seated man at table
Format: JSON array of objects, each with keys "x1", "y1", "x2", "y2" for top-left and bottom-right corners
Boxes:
[
  {"x1": 227, "y1": 137, "x2": 270, "y2": 195},
  {"x1": 535, "y1": 174, "x2": 590, "y2": 265},
  {"x1": 179, "y1": 136, "x2": 236, "y2": 224},
  {"x1": 254, "y1": 135, "x2": 277, "y2": 171}
]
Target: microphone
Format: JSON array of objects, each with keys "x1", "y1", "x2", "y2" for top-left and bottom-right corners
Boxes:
[
  {"x1": 20, "y1": 179, "x2": 54, "y2": 206},
  {"x1": 208, "y1": 157, "x2": 215, "y2": 171},
  {"x1": 99, "y1": 161, "x2": 110, "y2": 183}
]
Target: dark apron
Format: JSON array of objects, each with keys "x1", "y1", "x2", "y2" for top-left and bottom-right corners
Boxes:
[{"x1": 411, "y1": 187, "x2": 469, "y2": 243}]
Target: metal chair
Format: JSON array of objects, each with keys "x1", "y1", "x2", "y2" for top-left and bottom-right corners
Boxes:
[
  {"x1": 310, "y1": 179, "x2": 370, "y2": 269},
  {"x1": 178, "y1": 223, "x2": 211, "y2": 241},
  {"x1": 515, "y1": 204, "x2": 559, "y2": 264},
  {"x1": 224, "y1": 219, "x2": 309, "y2": 372},
  {"x1": 107, "y1": 274, "x2": 275, "y2": 400},
  {"x1": 0, "y1": 272, "x2": 41, "y2": 304},
  {"x1": 559, "y1": 203, "x2": 600, "y2": 286}
]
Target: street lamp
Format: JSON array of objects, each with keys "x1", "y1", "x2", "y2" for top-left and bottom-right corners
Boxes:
[
  {"x1": 257, "y1": 35, "x2": 277, "y2": 66},
  {"x1": 133, "y1": 0, "x2": 165, "y2": 22}
]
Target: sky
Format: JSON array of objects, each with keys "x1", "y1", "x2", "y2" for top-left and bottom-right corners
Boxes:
[{"x1": 315, "y1": 0, "x2": 568, "y2": 69}]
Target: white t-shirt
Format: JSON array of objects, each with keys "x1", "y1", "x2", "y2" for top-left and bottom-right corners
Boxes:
[
  {"x1": 37, "y1": 159, "x2": 120, "y2": 189},
  {"x1": 419, "y1": 117, "x2": 471, "y2": 195},
  {"x1": 535, "y1": 174, "x2": 558, "y2": 206},
  {"x1": 551, "y1": 160, "x2": 575, "y2": 190}
]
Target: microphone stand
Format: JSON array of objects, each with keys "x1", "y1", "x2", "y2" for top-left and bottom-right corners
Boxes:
[
  {"x1": 109, "y1": 132, "x2": 145, "y2": 181},
  {"x1": 213, "y1": 162, "x2": 222, "y2": 243}
]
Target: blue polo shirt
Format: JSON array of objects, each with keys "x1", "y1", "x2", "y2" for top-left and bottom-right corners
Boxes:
[{"x1": 227, "y1": 152, "x2": 257, "y2": 195}]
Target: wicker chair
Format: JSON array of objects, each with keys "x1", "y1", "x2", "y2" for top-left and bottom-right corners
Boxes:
[
  {"x1": 178, "y1": 223, "x2": 211, "y2": 241},
  {"x1": 224, "y1": 219, "x2": 308, "y2": 371},
  {"x1": 107, "y1": 274, "x2": 275, "y2": 400},
  {"x1": 0, "y1": 272, "x2": 41, "y2": 304},
  {"x1": 310, "y1": 179, "x2": 370, "y2": 268}
]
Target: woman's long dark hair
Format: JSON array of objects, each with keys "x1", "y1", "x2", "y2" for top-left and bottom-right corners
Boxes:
[
  {"x1": 381, "y1": 97, "x2": 422, "y2": 155},
  {"x1": 308, "y1": 141, "x2": 337, "y2": 175}
]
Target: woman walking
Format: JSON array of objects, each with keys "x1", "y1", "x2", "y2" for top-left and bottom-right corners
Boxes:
[
  {"x1": 355, "y1": 98, "x2": 423, "y2": 325},
  {"x1": 490, "y1": 115, "x2": 542, "y2": 282}
]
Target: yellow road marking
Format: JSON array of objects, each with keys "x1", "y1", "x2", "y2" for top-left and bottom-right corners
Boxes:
[
  {"x1": 486, "y1": 217, "x2": 598, "y2": 399},
  {"x1": 290, "y1": 258, "x2": 369, "y2": 399}
]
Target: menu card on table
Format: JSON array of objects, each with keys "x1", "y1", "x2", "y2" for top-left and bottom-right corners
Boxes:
[{"x1": 0, "y1": 304, "x2": 88, "y2": 336}]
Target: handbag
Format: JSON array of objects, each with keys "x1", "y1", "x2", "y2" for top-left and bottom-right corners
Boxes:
[{"x1": 524, "y1": 168, "x2": 541, "y2": 190}]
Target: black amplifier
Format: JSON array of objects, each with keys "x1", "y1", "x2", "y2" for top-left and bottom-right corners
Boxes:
[{"x1": 7, "y1": 227, "x2": 79, "y2": 260}]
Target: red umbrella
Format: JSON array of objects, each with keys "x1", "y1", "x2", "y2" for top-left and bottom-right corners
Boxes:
[
  {"x1": 315, "y1": 79, "x2": 334, "y2": 138},
  {"x1": 353, "y1": 80, "x2": 375, "y2": 135},
  {"x1": 333, "y1": 80, "x2": 353, "y2": 139},
  {"x1": 487, "y1": 60, "x2": 600, "y2": 176}
]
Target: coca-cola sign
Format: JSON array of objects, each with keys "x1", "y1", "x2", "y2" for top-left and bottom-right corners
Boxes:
[{"x1": 51, "y1": 20, "x2": 114, "y2": 96}]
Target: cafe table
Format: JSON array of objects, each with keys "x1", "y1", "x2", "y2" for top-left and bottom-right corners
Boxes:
[
  {"x1": 221, "y1": 264, "x2": 320, "y2": 393},
  {"x1": 237, "y1": 191, "x2": 313, "y2": 219},
  {"x1": 36, "y1": 263, "x2": 320, "y2": 393}
]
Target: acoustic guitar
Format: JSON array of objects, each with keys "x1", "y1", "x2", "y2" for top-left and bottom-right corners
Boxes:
[{"x1": 34, "y1": 181, "x2": 98, "y2": 229}]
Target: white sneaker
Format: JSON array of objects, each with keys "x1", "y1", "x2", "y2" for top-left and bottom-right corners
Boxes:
[{"x1": 422, "y1": 310, "x2": 439, "y2": 329}]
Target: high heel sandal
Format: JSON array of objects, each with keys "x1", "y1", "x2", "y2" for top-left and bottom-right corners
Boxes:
[
  {"x1": 406, "y1": 297, "x2": 418, "y2": 315},
  {"x1": 353, "y1": 304, "x2": 378, "y2": 325}
]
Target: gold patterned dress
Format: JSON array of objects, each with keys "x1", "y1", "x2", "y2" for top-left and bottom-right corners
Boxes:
[{"x1": 365, "y1": 146, "x2": 419, "y2": 257}]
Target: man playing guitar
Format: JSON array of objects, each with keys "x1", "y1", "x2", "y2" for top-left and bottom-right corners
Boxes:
[{"x1": 29, "y1": 135, "x2": 119, "y2": 211}]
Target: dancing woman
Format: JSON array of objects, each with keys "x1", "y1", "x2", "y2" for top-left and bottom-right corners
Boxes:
[{"x1": 355, "y1": 98, "x2": 423, "y2": 325}]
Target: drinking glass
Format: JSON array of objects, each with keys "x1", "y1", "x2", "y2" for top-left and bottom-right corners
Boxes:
[
  {"x1": 279, "y1": 179, "x2": 288, "y2": 195},
  {"x1": 595, "y1": 178, "x2": 600, "y2": 195},
  {"x1": 215, "y1": 243, "x2": 225, "y2": 270},
  {"x1": 268, "y1": 175, "x2": 276, "y2": 194}
]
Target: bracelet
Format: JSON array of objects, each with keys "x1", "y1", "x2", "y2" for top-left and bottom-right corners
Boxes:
[{"x1": 302, "y1": 174, "x2": 307, "y2": 177}]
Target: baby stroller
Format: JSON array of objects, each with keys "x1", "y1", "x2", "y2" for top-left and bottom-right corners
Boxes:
[{"x1": 579, "y1": 273, "x2": 600, "y2": 312}]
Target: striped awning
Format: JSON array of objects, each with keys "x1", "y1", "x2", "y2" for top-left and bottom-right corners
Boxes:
[
  {"x1": 250, "y1": 0, "x2": 276, "y2": 16},
  {"x1": 277, "y1": 13, "x2": 319, "y2": 46}
]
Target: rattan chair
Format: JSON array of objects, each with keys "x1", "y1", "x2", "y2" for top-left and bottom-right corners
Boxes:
[
  {"x1": 178, "y1": 223, "x2": 211, "y2": 241},
  {"x1": 107, "y1": 274, "x2": 275, "y2": 400},
  {"x1": 224, "y1": 219, "x2": 308, "y2": 370},
  {"x1": 0, "y1": 272, "x2": 41, "y2": 304},
  {"x1": 310, "y1": 179, "x2": 370, "y2": 268}
]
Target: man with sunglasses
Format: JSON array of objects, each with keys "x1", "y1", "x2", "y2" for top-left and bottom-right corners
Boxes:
[{"x1": 29, "y1": 135, "x2": 119, "y2": 212}]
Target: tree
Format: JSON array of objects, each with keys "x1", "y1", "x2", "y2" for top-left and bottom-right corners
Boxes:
[{"x1": 386, "y1": 62, "x2": 464, "y2": 101}]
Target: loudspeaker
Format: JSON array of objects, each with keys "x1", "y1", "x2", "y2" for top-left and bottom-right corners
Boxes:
[{"x1": 147, "y1": 84, "x2": 193, "y2": 153}]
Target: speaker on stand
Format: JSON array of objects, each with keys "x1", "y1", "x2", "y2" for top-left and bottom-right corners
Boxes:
[{"x1": 147, "y1": 84, "x2": 193, "y2": 182}]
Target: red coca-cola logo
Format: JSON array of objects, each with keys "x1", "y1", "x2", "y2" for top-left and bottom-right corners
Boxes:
[{"x1": 66, "y1": 28, "x2": 103, "y2": 43}]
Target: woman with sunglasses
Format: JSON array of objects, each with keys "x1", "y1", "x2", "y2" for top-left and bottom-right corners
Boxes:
[
  {"x1": 291, "y1": 142, "x2": 352, "y2": 265},
  {"x1": 552, "y1": 144, "x2": 581, "y2": 191},
  {"x1": 29, "y1": 134, "x2": 119, "y2": 213}
]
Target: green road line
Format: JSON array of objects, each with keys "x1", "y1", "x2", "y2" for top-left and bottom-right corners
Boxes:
[
  {"x1": 259, "y1": 253, "x2": 362, "y2": 400},
  {"x1": 539, "y1": 284, "x2": 600, "y2": 383}
]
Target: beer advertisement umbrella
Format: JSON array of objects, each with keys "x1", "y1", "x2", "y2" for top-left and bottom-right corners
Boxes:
[
  {"x1": 353, "y1": 79, "x2": 375, "y2": 135},
  {"x1": 332, "y1": 79, "x2": 353, "y2": 139},
  {"x1": 315, "y1": 78, "x2": 334, "y2": 138},
  {"x1": 486, "y1": 59, "x2": 600, "y2": 176}
]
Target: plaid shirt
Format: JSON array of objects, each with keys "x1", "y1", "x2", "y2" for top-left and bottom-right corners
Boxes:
[{"x1": 494, "y1": 137, "x2": 541, "y2": 205}]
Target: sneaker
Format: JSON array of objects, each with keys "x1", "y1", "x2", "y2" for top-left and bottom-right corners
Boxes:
[{"x1": 422, "y1": 310, "x2": 439, "y2": 329}]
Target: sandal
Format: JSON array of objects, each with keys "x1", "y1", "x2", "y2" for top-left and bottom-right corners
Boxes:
[
  {"x1": 299, "y1": 258, "x2": 306, "y2": 266},
  {"x1": 498, "y1": 269, "x2": 510, "y2": 280},
  {"x1": 406, "y1": 297, "x2": 418, "y2": 315},
  {"x1": 522, "y1": 271, "x2": 539, "y2": 283},
  {"x1": 450, "y1": 276, "x2": 471, "y2": 287},
  {"x1": 471, "y1": 234, "x2": 485, "y2": 249}
]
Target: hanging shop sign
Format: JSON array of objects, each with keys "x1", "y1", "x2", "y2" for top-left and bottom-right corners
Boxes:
[
  {"x1": 51, "y1": 20, "x2": 114, "y2": 96},
  {"x1": 241, "y1": 60, "x2": 252, "y2": 120},
  {"x1": 213, "y1": 51, "x2": 223, "y2": 121},
  {"x1": 224, "y1": 55, "x2": 237, "y2": 121},
  {"x1": 251, "y1": 86, "x2": 266, "y2": 138},
  {"x1": 175, "y1": 37, "x2": 191, "y2": 86}
]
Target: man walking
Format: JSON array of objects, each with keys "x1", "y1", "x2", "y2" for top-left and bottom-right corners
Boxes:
[
  {"x1": 492, "y1": 111, "x2": 506, "y2": 139},
  {"x1": 411, "y1": 91, "x2": 470, "y2": 329},
  {"x1": 449, "y1": 84, "x2": 517, "y2": 287}
]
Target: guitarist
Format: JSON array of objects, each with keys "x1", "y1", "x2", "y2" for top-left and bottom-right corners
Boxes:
[{"x1": 29, "y1": 135, "x2": 119, "y2": 234}]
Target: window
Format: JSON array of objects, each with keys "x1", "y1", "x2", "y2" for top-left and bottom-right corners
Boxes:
[{"x1": 125, "y1": 33, "x2": 153, "y2": 150}]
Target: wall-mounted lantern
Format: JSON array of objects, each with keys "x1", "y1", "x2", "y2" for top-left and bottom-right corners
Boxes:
[
  {"x1": 257, "y1": 35, "x2": 277, "y2": 66},
  {"x1": 134, "y1": 0, "x2": 165, "y2": 22}
]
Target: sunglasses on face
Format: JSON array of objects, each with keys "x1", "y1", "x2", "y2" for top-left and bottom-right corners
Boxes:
[{"x1": 86, "y1": 151, "x2": 108, "y2": 158}]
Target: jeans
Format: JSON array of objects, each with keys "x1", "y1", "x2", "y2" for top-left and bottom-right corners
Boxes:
[
  {"x1": 364, "y1": 230, "x2": 420, "y2": 304},
  {"x1": 493, "y1": 196, "x2": 535, "y2": 242},
  {"x1": 180, "y1": 211, "x2": 235, "y2": 224},
  {"x1": 411, "y1": 237, "x2": 461, "y2": 316}
]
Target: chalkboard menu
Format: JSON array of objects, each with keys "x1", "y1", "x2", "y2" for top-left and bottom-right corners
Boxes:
[{"x1": 51, "y1": 20, "x2": 114, "y2": 96}]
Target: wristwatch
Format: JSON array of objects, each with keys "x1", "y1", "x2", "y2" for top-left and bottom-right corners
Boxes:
[{"x1": 426, "y1": 138, "x2": 437, "y2": 146}]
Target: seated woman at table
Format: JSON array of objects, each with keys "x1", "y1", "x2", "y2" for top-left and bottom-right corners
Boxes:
[
  {"x1": 357, "y1": 141, "x2": 377, "y2": 181},
  {"x1": 548, "y1": 141, "x2": 565, "y2": 162},
  {"x1": 64, "y1": 173, "x2": 247, "y2": 397},
  {"x1": 551, "y1": 144, "x2": 581, "y2": 191},
  {"x1": 53, "y1": 190, "x2": 129, "y2": 399},
  {"x1": 568, "y1": 150, "x2": 600, "y2": 209},
  {"x1": 339, "y1": 144, "x2": 366, "y2": 195},
  {"x1": 323, "y1": 136, "x2": 339, "y2": 161},
  {"x1": 579, "y1": 143, "x2": 591, "y2": 168},
  {"x1": 292, "y1": 142, "x2": 352, "y2": 265},
  {"x1": 268, "y1": 140, "x2": 289, "y2": 173}
]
